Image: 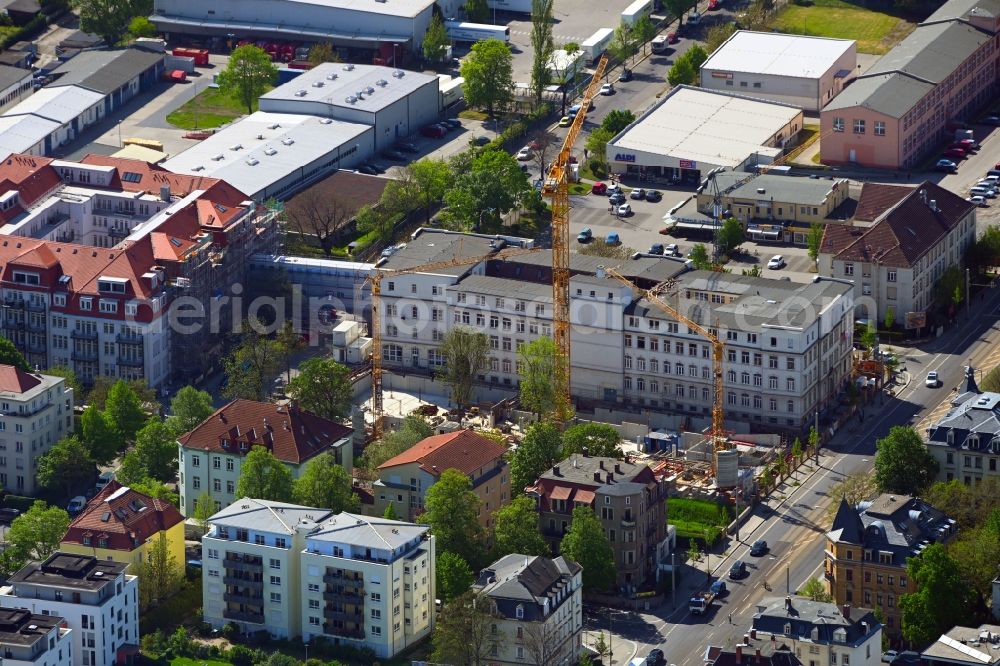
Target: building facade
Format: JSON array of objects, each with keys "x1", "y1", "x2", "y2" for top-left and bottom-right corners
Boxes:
[
  {"x1": 374, "y1": 429, "x2": 510, "y2": 528},
  {"x1": 0, "y1": 553, "x2": 138, "y2": 666},
  {"x1": 60, "y1": 481, "x2": 185, "y2": 576},
  {"x1": 473, "y1": 554, "x2": 583, "y2": 666},
  {"x1": 819, "y1": 182, "x2": 976, "y2": 323},
  {"x1": 925, "y1": 367, "x2": 1000, "y2": 485},
  {"x1": 0, "y1": 609, "x2": 72, "y2": 666},
  {"x1": 527, "y1": 452, "x2": 668, "y2": 590},
  {"x1": 0, "y1": 365, "x2": 73, "y2": 495},
  {"x1": 824, "y1": 495, "x2": 957, "y2": 637},
  {"x1": 751, "y1": 596, "x2": 882, "y2": 666},
  {"x1": 177, "y1": 399, "x2": 354, "y2": 516}
]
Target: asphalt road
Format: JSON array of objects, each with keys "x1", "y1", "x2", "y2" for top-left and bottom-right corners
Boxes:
[{"x1": 587, "y1": 286, "x2": 1000, "y2": 665}]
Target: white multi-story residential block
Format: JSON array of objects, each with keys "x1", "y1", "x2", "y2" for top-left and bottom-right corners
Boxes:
[
  {"x1": 176, "y1": 399, "x2": 354, "y2": 517},
  {"x1": 0, "y1": 553, "x2": 138, "y2": 666},
  {"x1": 377, "y1": 230, "x2": 854, "y2": 433},
  {"x1": 750, "y1": 597, "x2": 882, "y2": 666},
  {"x1": 473, "y1": 554, "x2": 583, "y2": 666},
  {"x1": 300, "y1": 513, "x2": 435, "y2": 659},
  {"x1": 202, "y1": 499, "x2": 332, "y2": 639},
  {"x1": 0, "y1": 609, "x2": 73, "y2": 666},
  {"x1": 0, "y1": 365, "x2": 73, "y2": 495}
]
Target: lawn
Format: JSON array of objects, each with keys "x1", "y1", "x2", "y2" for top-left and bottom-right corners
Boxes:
[
  {"x1": 769, "y1": 0, "x2": 915, "y2": 54},
  {"x1": 172, "y1": 658, "x2": 232, "y2": 666},
  {"x1": 669, "y1": 497, "x2": 733, "y2": 545},
  {"x1": 166, "y1": 87, "x2": 261, "y2": 130}
]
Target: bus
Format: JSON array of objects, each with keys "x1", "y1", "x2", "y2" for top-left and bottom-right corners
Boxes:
[{"x1": 444, "y1": 19, "x2": 511, "y2": 43}]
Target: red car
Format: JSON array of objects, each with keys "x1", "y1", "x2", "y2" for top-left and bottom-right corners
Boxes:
[
  {"x1": 420, "y1": 124, "x2": 446, "y2": 139},
  {"x1": 708, "y1": 0, "x2": 720, "y2": 10},
  {"x1": 943, "y1": 148, "x2": 967, "y2": 160},
  {"x1": 591, "y1": 182, "x2": 607, "y2": 195},
  {"x1": 667, "y1": 31, "x2": 679, "y2": 44},
  {"x1": 957, "y1": 139, "x2": 977, "y2": 151}
]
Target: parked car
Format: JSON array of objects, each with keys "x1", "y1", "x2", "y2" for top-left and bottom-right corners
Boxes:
[
  {"x1": 630, "y1": 188, "x2": 646, "y2": 200},
  {"x1": 67, "y1": 496, "x2": 87, "y2": 515},
  {"x1": 443, "y1": 118, "x2": 462, "y2": 130},
  {"x1": 926, "y1": 371, "x2": 940, "y2": 388},
  {"x1": 383, "y1": 149, "x2": 406, "y2": 161},
  {"x1": 645, "y1": 189, "x2": 662, "y2": 202},
  {"x1": 647, "y1": 649, "x2": 666, "y2": 666},
  {"x1": 96, "y1": 470, "x2": 114, "y2": 490},
  {"x1": 606, "y1": 232, "x2": 620, "y2": 245},
  {"x1": 984, "y1": 115, "x2": 1000, "y2": 125},
  {"x1": 609, "y1": 192, "x2": 626, "y2": 205},
  {"x1": 882, "y1": 651, "x2": 899, "y2": 664},
  {"x1": 516, "y1": 146, "x2": 532, "y2": 161},
  {"x1": 665, "y1": 243, "x2": 681, "y2": 257},
  {"x1": 710, "y1": 580, "x2": 728, "y2": 596},
  {"x1": 667, "y1": 31, "x2": 679, "y2": 43},
  {"x1": 970, "y1": 186, "x2": 994, "y2": 198},
  {"x1": 591, "y1": 182, "x2": 608, "y2": 195},
  {"x1": 0, "y1": 508, "x2": 21, "y2": 525},
  {"x1": 559, "y1": 115, "x2": 572, "y2": 127},
  {"x1": 943, "y1": 148, "x2": 967, "y2": 160},
  {"x1": 935, "y1": 159, "x2": 958, "y2": 173},
  {"x1": 420, "y1": 125, "x2": 446, "y2": 139},
  {"x1": 729, "y1": 560, "x2": 748, "y2": 579},
  {"x1": 599, "y1": 83, "x2": 614, "y2": 95},
  {"x1": 767, "y1": 255, "x2": 786, "y2": 269},
  {"x1": 471, "y1": 135, "x2": 490, "y2": 146},
  {"x1": 958, "y1": 138, "x2": 978, "y2": 151},
  {"x1": 750, "y1": 540, "x2": 769, "y2": 556},
  {"x1": 708, "y1": 0, "x2": 720, "y2": 9},
  {"x1": 649, "y1": 243, "x2": 665, "y2": 255},
  {"x1": 619, "y1": 69, "x2": 633, "y2": 82},
  {"x1": 617, "y1": 203, "x2": 632, "y2": 216},
  {"x1": 577, "y1": 227, "x2": 593, "y2": 243},
  {"x1": 356, "y1": 164, "x2": 377, "y2": 175},
  {"x1": 568, "y1": 101, "x2": 593, "y2": 114},
  {"x1": 688, "y1": 11, "x2": 702, "y2": 24},
  {"x1": 607, "y1": 182, "x2": 622, "y2": 195},
  {"x1": 968, "y1": 195, "x2": 988, "y2": 207},
  {"x1": 395, "y1": 141, "x2": 419, "y2": 153}
]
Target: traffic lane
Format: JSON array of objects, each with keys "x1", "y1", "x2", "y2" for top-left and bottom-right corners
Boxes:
[{"x1": 939, "y1": 121, "x2": 1000, "y2": 194}]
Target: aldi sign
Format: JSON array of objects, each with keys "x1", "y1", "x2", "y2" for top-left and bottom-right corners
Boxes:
[{"x1": 615, "y1": 153, "x2": 636, "y2": 162}]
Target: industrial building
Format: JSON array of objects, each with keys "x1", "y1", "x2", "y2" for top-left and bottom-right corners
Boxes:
[
  {"x1": 606, "y1": 86, "x2": 804, "y2": 183},
  {"x1": 45, "y1": 47, "x2": 164, "y2": 113},
  {"x1": 699, "y1": 31, "x2": 857, "y2": 111},
  {"x1": 150, "y1": 0, "x2": 463, "y2": 51},
  {"x1": 2, "y1": 85, "x2": 106, "y2": 149},
  {"x1": 0, "y1": 64, "x2": 33, "y2": 113},
  {"x1": 258, "y1": 63, "x2": 440, "y2": 151}
]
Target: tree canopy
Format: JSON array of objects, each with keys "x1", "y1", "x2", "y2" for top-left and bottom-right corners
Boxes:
[
  {"x1": 510, "y1": 422, "x2": 563, "y2": 495},
  {"x1": 167, "y1": 386, "x2": 215, "y2": 435},
  {"x1": 222, "y1": 321, "x2": 281, "y2": 401},
  {"x1": 492, "y1": 496, "x2": 550, "y2": 558},
  {"x1": 900, "y1": 543, "x2": 971, "y2": 645},
  {"x1": 236, "y1": 446, "x2": 294, "y2": 502},
  {"x1": 432, "y1": 590, "x2": 498, "y2": 665},
  {"x1": 436, "y1": 551, "x2": 474, "y2": 602},
  {"x1": 438, "y1": 327, "x2": 490, "y2": 412},
  {"x1": 717, "y1": 217, "x2": 745, "y2": 257},
  {"x1": 443, "y1": 149, "x2": 531, "y2": 230},
  {"x1": 0, "y1": 338, "x2": 28, "y2": 371},
  {"x1": 419, "y1": 469, "x2": 486, "y2": 568},
  {"x1": 601, "y1": 109, "x2": 637, "y2": 136},
  {"x1": 118, "y1": 418, "x2": 179, "y2": 484},
  {"x1": 560, "y1": 506, "x2": 615, "y2": 592},
  {"x1": 9, "y1": 502, "x2": 70, "y2": 563},
  {"x1": 561, "y1": 423, "x2": 622, "y2": 459},
  {"x1": 80, "y1": 405, "x2": 125, "y2": 466},
  {"x1": 873, "y1": 426, "x2": 938, "y2": 495},
  {"x1": 517, "y1": 337, "x2": 558, "y2": 417},
  {"x1": 76, "y1": 0, "x2": 152, "y2": 47},
  {"x1": 529, "y1": 0, "x2": 555, "y2": 105},
  {"x1": 361, "y1": 415, "x2": 433, "y2": 473},
  {"x1": 460, "y1": 39, "x2": 514, "y2": 118},
  {"x1": 285, "y1": 357, "x2": 353, "y2": 421},
  {"x1": 105, "y1": 380, "x2": 147, "y2": 442},
  {"x1": 217, "y1": 45, "x2": 278, "y2": 114},
  {"x1": 36, "y1": 436, "x2": 94, "y2": 497},
  {"x1": 292, "y1": 453, "x2": 360, "y2": 512},
  {"x1": 422, "y1": 14, "x2": 451, "y2": 62}
]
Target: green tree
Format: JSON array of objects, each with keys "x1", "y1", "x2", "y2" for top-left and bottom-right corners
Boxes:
[
  {"x1": 75, "y1": 0, "x2": 151, "y2": 47},
  {"x1": 686, "y1": 44, "x2": 708, "y2": 70},
  {"x1": 705, "y1": 22, "x2": 737, "y2": 53},
  {"x1": 275, "y1": 321, "x2": 306, "y2": 385},
  {"x1": 689, "y1": 243, "x2": 711, "y2": 269},
  {"x1": 807, "y1": 223, "x2": 824, "y2": 267},
  {"x1": 9, "y1": 502, "x2": 70, "y2": 562},
  {"x1": 407, "y1": 158, "x2": 453, "y2": 225},
  {"x1": 423, "y1": 14, "x2": 451, "y2": 63},
  {"x1": 131, "y1": 480, "x2": 179, "y2": 506},
  {"x1": 360, "y1": 415, "x2": 433, "y2": 472},
  {"x1": 798, "y1": 577, "x2": 832, "y2": 602},
  {"x1": 791, "y1": 438, "x2": 803, "y2": 463},
  {"x1": 444, "y1": 146, "x2": 530, "y2": 229},
  {"x1": 222, "y1": 321, "x2": 281, "y2": 401},
  {"x1": 217, "y1": 44, "x2": 279, "y2": 115},
  {"x1": 633, "y1": 16, "x2": 656, "y2": 54},
  {"x1": 292, "y1": 453, "x2": 360, "y2": 512},
  {"x1": 860, "y1": 320, "x2": 877, "y2": 352},
  {"x1": 517, "y1": 337, "x2": 558, "y2": 417},
  {"x1": 419, "y1": 469, "x2": 486, "y2": 567},
  {"x1": 873, "y1": 426, "x2": 938, "y2": 495},
  {"x1": 492, "y1": 496, "x2": 549, "y2": 558},
  {"x1": 900, "y1": 543, "x2": 970, "y2": 645},
  {"x1": 808, "y1": 425, "x2": 820, "y2": 458},
  {"x1": 667, "y1": 57, "x2": 696, "y2": 86},
  {"x1": 36, "y1": 436, "x2": 94, "y2": 497},
  {"x1": 562, "y1": 423, "x2": 622, "y2": 459},
  {"x1": 461, "y1": 39, "x2": 514, "y2": 118},
  {"x1": 663, "y1": 0, "x2": 694, "y2": 23},
  {"x1": 529, "y1": 0, "x2": 555, "y2": 105},
  {"x1": 127, "y1": 16, "x2": 157, "y2": 38},
  {"x1": 510, "y1": 422, "x2": 563, "y2": 495},
  {"x1": 742, "y1": 265, "x2": 762, "y2": 277},
  {"x1": 884, "y1": 306, "x2": 896, "y2": 331},
  {"x1": 560, "y1": 506, "x2": 615, "y2": 592},
  {"x1": 192, "y1": 489, "x2": 216, "y2": 528},
  {"x1": 438, "y1": 327, "x2": 490, "y2": 413},
  {"x1": 135, "y1": 533, "x2": 182, "y2": 608},
  {"x1": 80, "y1": 405, "x2": 125, "y2": 465},
  {"x1": 432, "y1": 590, "x2": 498, "y2": 666},
  {"x1": 436, "y1": 551, "x2": 474, "y2": 602},
  {"x1": 948, "y1": 525, "x2": 1000, "y2": 610},
  {"x1": 285, "y1": 358, "x2": 352, "y2": 421},
  {"x1": 981, "y1": 365, "x2": 1000, "y2": 393},
  {"x1": 0, "y1": 337, "x2": 28, "y2": 371},
  {"x1": 585, "y1": 127, "x2": 614, "y2": 167},
  {"x1": 609, "y1": 21, "x2": 636, "y2": 66},
  {"x1": 120, "y1": 418, "x2": 179, "y2": 483},
  {"x1": 355, "y1": 203, "x2": 393, "y2": 244},
  {"x1": 43, "y1": 366, "x2": 82, "y2": 398},
  {"x1": 235, "y1": 446, "x2": 294, "y2": 502},
  {"x1": 922, "y1": 479, "x2": 1000, "y2": 530},
  {"x1": 383, "y1": 501, "x2": 398, "y2": 520},
  {"x1": 717, "y1": 217, "x2": 744, "y2": 257},
  {"x1": 105, "y1": 380, "x2": 146, "y2": 442},
  {"x1": 935, "y1": 265, "x2": 965, "y2": 310},
  {"x1": 307, "y1": 42, "x2": 339, "y2": 64},
  {"x1": 465, "y1": 0, "x2": 490, "y2": 21},
  {"x1": 167, "y1": 386, "x2": 215, "y2": 435},
  {"x1": 601, "y1": 109, "x2": 636, "y2": 135}
]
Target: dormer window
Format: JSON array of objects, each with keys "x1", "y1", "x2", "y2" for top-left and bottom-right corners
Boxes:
[
  {"x1": 54, "y1": 294, "x2": 66, "y2": 307},
  {"x1": 947, "y1": 431, "x2": 954, "y2": 445},
  {"x1": 80, "y1": 297, "x2": 92, "y2": 311},
  {"x1": 97, "y1": 278, "x2": 127, "y2": 294},
  {"x1": 834, "y1": 628, "x2": 847, "y2": 643},
  {"x1": 12, "y1": 271, "x2": 39, "y2": 285},
  {"x1": 969, "y1": 434, "x2": 980, "y2": 450},
  {"x1": 515, "y1": 604, "x2": 524, "y2": 619},
  {"x1": 784, "y1": 623, "x2": 792, "y2": 635}
]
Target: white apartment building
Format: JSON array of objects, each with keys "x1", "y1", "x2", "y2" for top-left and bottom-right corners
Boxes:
[
  {"x1": 300, "y1": 513, "x2": 435, "y2": 659},
  {"x1": 751, "y1": 597, "x2": 882, "y2": 666},
  {"x1": 176, "y1": 399, "x2": 354, "y2": 517},
  {"x1": 0, "y1": 609, "x2": 73, "y2": 666},
  {"x1": 473, "y1": 555, "x2": 583, "y2": 666},
  {"x1": 0, "y1": 553, "x2": 138, "y2": 666},
  {"x1": 819, "y1": 182, "x2": 976, "y2": 324},
  {"x1": 377, "y1": 230, "x2": 855, "y2": 432},
  {"x1": 0, "y1": 365, "x2": 73, "y2": 495},
  {"x1": 202, "y1": 499, "x2": 332, "y2": 639}
]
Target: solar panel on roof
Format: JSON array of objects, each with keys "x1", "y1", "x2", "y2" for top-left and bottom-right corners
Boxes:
[{"x1": 121, "y1": 172, "x2": 142, "y2": 183}]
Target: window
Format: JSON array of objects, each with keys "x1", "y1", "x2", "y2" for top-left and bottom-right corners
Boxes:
[
  {"x1": 270, "y1": 575, "x2": 281, "y2": 585},
  {"x1": 270, "y1": 558, "x2": 280, "y2": 569},
  {"x1": 887, "y1": 271, "x2": 897, "y2": 282},
  {"x1": 874, "y1": 121, "x2": 885, "y2": 136},
  {"x1": 853, "y1": 119, "x2": 865, "y2": 134},
  {"x1": 270, "y1": 592, "x2": 281, "y2": 603},
  {"x1": 515, "y1": 605, "x2": 524, "y2": 619},
  {"x1": 833, "y1": 117, "x2": 844, "y2": 132}
]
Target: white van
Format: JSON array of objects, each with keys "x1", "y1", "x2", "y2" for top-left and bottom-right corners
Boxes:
[
  {"x1": 652, "y1": 35, "x2": 669, "y2": 52},
  {"x1": 970, "y1": 186, "x2": 993, "y2": 198}
]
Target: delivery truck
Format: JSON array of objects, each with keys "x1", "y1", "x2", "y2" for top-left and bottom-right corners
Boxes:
[{"x1": 582, "y1": 28, "x2": 614, "y2": 65}]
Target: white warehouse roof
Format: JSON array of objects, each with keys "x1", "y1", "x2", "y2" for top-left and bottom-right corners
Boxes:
[
  {"x1": 609, "y1": 86, "x2": 799, "y2": 169},
  {"x1": 2, "y1": 85, "x2": 104, "y2": 125},
  {"x1": 162, "y1": 111, "x2": 370, "y2": 198},
  {"x1": 701, "y1": 30, "x2": 855, "y2": 79},
  {"x1": 260, "y1": 63, "x2": 438, "y2": 115},
  {"x1": 0, "y1": 115, "x2": 60, "y2": 161},
  {"x1": 258, "y1": 0, "x2": 435, "y2": 19}
]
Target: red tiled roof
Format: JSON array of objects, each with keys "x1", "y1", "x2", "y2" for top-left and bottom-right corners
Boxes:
[
  {"x1": 177, "y1": 399, "x2": 353, "y2": 464},
  {"x1": 79, "y1": 155, "x2": 249, "y2": 206},
  {"x1": 61, "y1": 480, "x2": 185, "y2": 553},
  {"x1": 549, "y1": 486, "x2": 571, "y2": 501},
  {"x1": 377, "y1": 429, "x2": 508, "y2": 477},
  {"x1": 0, "y1": 364, "x2": 40, "y2": 393},
  {"x1": 854, "y1": 183, "x2": 911, "y2": 222}
]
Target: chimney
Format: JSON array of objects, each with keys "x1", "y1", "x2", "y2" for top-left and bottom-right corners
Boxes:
[
  {"x1": 751, "y1": 629, "x2": 757, "y2": 640},
  {"x1": 842, "y1": 604, "x2": 851, "y2": 619},
  {"x1": 160, "y1": 184, "x2": 171, "y2": 202},
  {"x1": 784, "y1": 596, "x2": 792, "y2": 611},
  {"x1": 599, "y1": 460, "x2": 605, "y2": 470},
  {"x1": 553, "y1": 466, "x2": 561, "y2": 477},
  {"x1": 596, "y1": 265, "x2": 606, "y2": 279},
  {"x1": 615, "y1": 463, "x2": 622, "y2": 474},
  {"x1": 582, "y1": 447, "x2": 590, "y2": 457},
  {"x1": 606, "y1": 472, "x2": 613, "y2": 483},
  {"x1": 593, "y1": 471, "x2": 602, "y2": 482},
  {"x1": 771, "y1": 635, "x2": 776, "y2": 645},
  {"x1": 755, "y1": 649, "x2": 761, "y2": 664},
  {"x1": 736, "y1": 646, "x2": 744, "y2": 662},
  {"x1": 930, "y1": 199, "x2": 938, "y2": 212}
]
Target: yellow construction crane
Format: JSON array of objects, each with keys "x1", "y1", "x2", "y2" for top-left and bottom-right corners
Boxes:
[
  {"x1": 604, "y1": 267, "x2": 729, "y2": 470},
  {"x1": 542, "y1": 54, "x2": 609, "y2": 424},
  {"x1": 367, "y1": 243, "x2": 540, "y2": 438}
]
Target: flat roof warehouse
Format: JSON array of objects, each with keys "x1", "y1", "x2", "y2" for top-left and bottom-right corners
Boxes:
[{"x1": 700, "y1": 31, "x2": 856, "y2": 79}]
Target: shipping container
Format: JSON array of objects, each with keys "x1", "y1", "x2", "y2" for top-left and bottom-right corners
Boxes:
[
  {"x1": 486, "y1": 0, "x2": 533, "y2": 11},
  {"x1": 444, "y1": 19, "x2": 511, "y2": 43},
  {"x1": 582, "y1": 28, "x2": 614, "y2": 65},
  {"x1": 171, "y1": 47, "x2": 209, "y2": 66},
  {"x1": 621, "y1": 0, "x2": 653, "y2": 26}
]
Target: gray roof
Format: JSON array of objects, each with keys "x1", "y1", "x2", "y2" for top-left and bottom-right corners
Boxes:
[
  {"x1": 455, "y1": 274, "x2": 552, "y2": 300},
  {"x1": 0, "y1": 64, "x2": 29, "y2": 91},
  {"x1": 540, "y1": 453, "x2": 653, "y2": 488},
  {"x1": 716, "y1": 172, "x2": 848, "y2": 206},
  {"x1": 924, "y1": 0, "x2": 1000, "y2": 24},
  {"x1": 0, "y1": 610, "x2": 61, "y2": 648},
  {"x1": 926, "y1": 389, "x2": 1000, "y2": 450},
  {"x1": 475, "y1": 554, "x2": 581, "y2": 621},
  {"x1": 921, "y1": 625, "x2": 1000, "y2": 665},
  {"x1": 822, "y1": 72, "x2": 934, "y2": 118},
  {"x1": 9, "y1": 553, "x2": 128, "y2": 592},
  {"x1": 307, "y1": 512, "x2": 429, "y2": 550},
  {"x1": 509, "y1": 248, "x2": 688, "y2": 284},
  {"x1": 825, "y1": 494, "x2": 956, "y2": 564},
  {"x1": 48, "y1": 48, "x2": 163, "y2": 95},
  {"x1": 208, "y1": 498, "x2": 331, "y2": 535},
  {"x1": 379, "y1": 230, "x2": 516, "y2": 275},
  {"x1": 752, "y1": 597, "x2": 880, "y2": 646},
  {"x1": 865, "y1": 21, "x2": 992, "y2": 84}
]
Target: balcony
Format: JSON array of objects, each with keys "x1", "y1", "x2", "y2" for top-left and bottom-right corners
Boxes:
[
  {"x1": 2, "y1": 299, "x2": 24, "y2": 310},
  {"x1": 117, "y1": 356, "x2": 144, "y2": 368},
  {"x1": 25, "y1": 301, "x2": 45, "y2": 312},
  {"x1": 27, "y1": 342, "x2": 46, "y2": 355},
  {"x1": 323, "y1": 589, "x2": 363, "y2": 604},
  {"x1": 72, "y1": 350, "x2": 98, "y2": 362},
  {"x1": 71, "y1": 329, "x2": 98, "y2": 340},
  {"x1": 621, "y1": 519, "x2": 636, "y2": 529},
  {"x1": 224, "y1": 557, "x2": 263, "y2": 573},
  {"x1": 323, "y1": 573, "x2": 363, "y2": 588},
  {"x1": 116, "y1": 333, "x2": 143, "y2": 344},
  {"x1": 223, "y1": 610, "x2": 264, "y2": 625},
  {"x1": 323, "y1": 608, "x2": 362, "y2": 621},
  {"x1": 322, "y1": 624, "x2": 364, "y2": 640},
  {"x1": 3, "y1": 318, "x2": 24, "y2": 329},
  {"x1": 25, "y1": 320, "x2": 46, "y2": 333},
  {"x1": 223, "y1": 576, "x2": 263, "y2": 589},
  {"x1": 223, "y1": 590, "x2": 263, "y2": 604}
]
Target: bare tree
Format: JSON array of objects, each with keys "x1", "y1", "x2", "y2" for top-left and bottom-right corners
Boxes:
[
  {"x1": 524, "y1": 621, "x2": 566, "y2": 666},
  {"x1": 284, "y1": 189, "x2": 353, "y2": 256},
  {"x1": 532, "y1": 129, "x2": 554, "y2": 178},
  {"x1": 432, "y1": 590, "x2": 503, "y2": 666}
]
